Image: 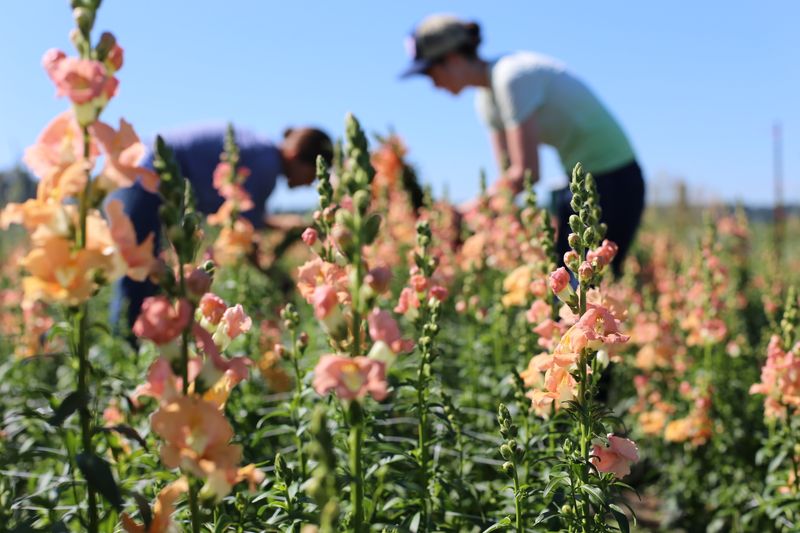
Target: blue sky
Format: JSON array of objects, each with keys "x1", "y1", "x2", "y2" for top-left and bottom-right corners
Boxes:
[{"x1": 1, "y1": 1, "x2": 797, "y2": 209}]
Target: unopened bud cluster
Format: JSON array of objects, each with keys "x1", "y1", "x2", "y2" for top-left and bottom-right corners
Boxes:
[
  {"x1": 154, "y1": 136, "x2": 202, "y2": 268},
  {"x1": 497, "y1": 403, "x2": 524, "y2": 479}
]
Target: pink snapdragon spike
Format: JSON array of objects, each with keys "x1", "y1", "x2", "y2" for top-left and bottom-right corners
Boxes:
[
  {"x1": 394, "y1": 287, "x2": 420, "y2": 315},
  {"x1": 410, "y1": 273, "x2": 428, "y2": 293},
  {"x1": 193, "y1": 324, "x2": 251, "y2": 385},
  {"x1": 587, "y1": 239, "x2": 619, "y2": 267},
  {"x1": 23, "y1": 111, "x2": 96, "y2": 192},
  {"x1": 367, "y1": 309, "x2": 414, "y2": 354},
  {"x1": 184, "y1": 266, "x2": 212, "y2": 297},
  {"x1": 301, "y1": 227, "x2": 318, "y2": 247},
  {"x1": 549, "y1": 267, "x2": 574, "y2": 301},
  {"x1": 133, "y1": 296, "x2": 192, "y2": 345},
  {"x1": 312, "y1": 354, "x2": 388, "y2": 401},
  {"x1": 220, "y1": 304, "x2": 252, "y2": 340},
  {"x1": 199, "y1": 293, "x2": 227, "y2": 326},
  {"x1": 568, "y1": 304, "x2": 630, "y2": 351},
  {"x1": 430, "y1": 285, "x2": 449, "y2": 301},
  {"x1": 105, "y1": 43, "x2": 124, "y2": 72},
  {"x1": 312, "y1": 284, "x2": 339, "y2": 320},
  {"x1": 750, "y1": 335, "x2": 800, "y2": 418},
  {"x1": 591, "y1": 434, "x2": 639, "y2": 478},
  {"x1": 365, "y1": 266, "x2": 392, "y2": 294},
  {"x1": 130, "y1": 356, "x2": 202, "y2": 407},
  {"x1": 45, "y1": 52, "x2": 108, "y2": 105}
]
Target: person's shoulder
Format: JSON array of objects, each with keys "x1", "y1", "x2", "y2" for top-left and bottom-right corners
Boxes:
[{"x1": 492, "y1": 51, "x2": 565, "y2": 83}]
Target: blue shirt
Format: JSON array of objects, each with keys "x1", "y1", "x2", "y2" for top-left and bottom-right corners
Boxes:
[{"x1": 143, "y1": 124, "x2": 282, "y2": 228}]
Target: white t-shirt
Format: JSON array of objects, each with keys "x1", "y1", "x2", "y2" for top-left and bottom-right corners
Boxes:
[{"x1": 475, "y1": 51, "x2": 635, "y2": 176}]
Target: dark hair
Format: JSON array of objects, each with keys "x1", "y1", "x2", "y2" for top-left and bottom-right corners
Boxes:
[
  {"x1": 283, "y1": 127, "x2": 334, "y2": 166},
  {"x1": 457, "y1": 21, "x2": 482, "y2": 59}
]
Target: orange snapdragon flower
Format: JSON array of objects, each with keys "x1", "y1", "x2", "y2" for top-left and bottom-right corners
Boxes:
[
  {"x1": 296, "y1": 257, "x2": 350, "y2": 305},
  {"x1": 20, "y1": 237, "x2": 108, "y2": 305},
  {"x1": 212, "y1": 218, "x2": 255, "y2": 266},
  {"x1": 105, "y1": 199, "x2": 155, "y2": 281},
  {"x1": 92, "y1": 118, "x2": 159, "y2": 193},
  {"x1": 120, "y1": 477, "x2": 188, "y2": 533},
  {"x1": 151, "y1": 396, "x2": 243, "y2": 501},
  {"x1": 23, "y1": 111, "x2": 96, "y2": 200},
  {"x1": 501, "y1": 265, "x2": 534, "y2": 307}
]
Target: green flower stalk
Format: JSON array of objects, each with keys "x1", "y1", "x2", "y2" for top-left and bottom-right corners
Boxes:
[
  {"x1": 152, "y1": 137, "x2": 204, "y2": 533},
  {"x1": 411, "y1": 220, "x2": 443, "y2": 528},
  {"x1": 307, "y1": 407, "x2": 340, "y2": 532},
  {"x1": 498, "y1": 404, "x2": 526, "y2": 532},
  {"x1": 281, "y1": 303, "x2": 309, "y2": 479}
]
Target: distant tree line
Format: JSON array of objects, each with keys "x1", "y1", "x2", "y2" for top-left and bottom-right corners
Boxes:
[{"x1": 0, "y1": 166, "x2": 36, "y2": 207}]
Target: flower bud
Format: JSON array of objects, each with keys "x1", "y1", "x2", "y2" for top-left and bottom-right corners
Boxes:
[
  {"x1": 568, "y1": 214, "x2": 581, "y2": 234},
  {"x1": 298, "y1": 332, "x2": 309, "y2": 348},
  {"x1": 567, "y1": 232, "x2": 581, "y2": 250},
  {"x1": 501, "y1": 461, "x2": 515, "y2": 477},
  {"x1": 563, "y1": 250, "x2": 580, "y2": 270},
  {"x1": 185, "y1": 266, "x2": 213, "y2": 297},
  {"x1": 578, "y1": 261, "x2": 594, "y2": 282},
  {"x1": 353, "y1": 189, "x2": 370, "y2": 214},
  {"x1": 500, "y1": 444, "x2": 513, "y2": 460},
  {"x1": 301, "y1": 227, "x2": 318, "y2": 246}
]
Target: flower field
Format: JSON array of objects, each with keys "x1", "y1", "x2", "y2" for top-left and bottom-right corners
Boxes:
[{"x1": 1, "y1": 3, "x2": 799, "y2": 532}]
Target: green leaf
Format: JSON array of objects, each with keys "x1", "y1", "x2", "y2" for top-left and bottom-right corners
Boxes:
[
  {"x1": 76, "y1": 451, "x2": 123, "y2": 510},
  {"x1": 95, "y1": 424, "x2": 149, "y2": 451},
  {"x1": 48, "y1": 391, "x2": 86, "y2": 427},
  {"x1": 362, "y1": 213, "x2": 382, "y2": 245},
  {"x1": 543, "y1": 473, "x2": 567, "y2": 500},
  {"x1": 580, "y1": 484, "x2": 605, "y2": 506},
  {"x1": 609, "y1": 503, "x2": 630, "y2": 533},
  {"x1": 482, "y1": 516, "x2": 512, "y2": 532}
]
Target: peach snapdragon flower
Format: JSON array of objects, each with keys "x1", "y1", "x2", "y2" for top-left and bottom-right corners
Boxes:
[
  {"x1": 133, "y1": 297, "x2": 192, "y2": 345},
  {"x1": 212, "y1": 218, "x2": 255, "y2": 266},
  {"x1": 151, "y1": 396, "x2": 250, "y2": 501},
  {"x1": 296, "y1": 257, "x2": 350, "y2": 304},
  {"x1": 23, "y1": 111, "x2": 95, "y2": 200},
  {"x1": 749, "y1": 335, "x2": 800, "y2": 419},
  {"x1": 313, "y1": 354, "x2": 389, "y2": 401},
  {"x1": 120, "y1": 477, "x2": 188, "y2": 533},
  {"x1": 501, "y1": 265, "x2": 535, "y2": 307},
  {"x1": 105, "y1": 199, "x2": 155, "y2": 281},
  {"x1": 591, "y1": 434, "x2": 639, "y2": 478},
  {"x1": 20, "y1": 237, "x2": 108, "y2": 305},
  {"x1": 92, "y1": 118, "x2": 159, "y2": 193}
]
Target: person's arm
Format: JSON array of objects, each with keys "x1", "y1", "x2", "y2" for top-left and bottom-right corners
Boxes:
[
  {"x1": 489, "y1": 129, "x2": 510, "y2": 175},
  {"x1": 497, "y1": 112, "x2": 540, "y2": 196}
]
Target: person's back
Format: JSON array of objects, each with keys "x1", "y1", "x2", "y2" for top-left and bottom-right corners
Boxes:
[
  {"x1": 475, "y1": 51, "x2": 635, "y2": 176},
  {"x1": 145, "y1": 123, "x2": 281, "y2": 227}
]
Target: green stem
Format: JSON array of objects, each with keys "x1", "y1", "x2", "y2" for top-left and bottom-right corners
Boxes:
[
  {"x1": 417, "y1": 351, "x2": 429, "y2": 527},
  {"x1": 75, "y1": 126, "x2": 98, "y2": 533},
  {"x1": 178, "y1": 257, "x2": 202, "y2": 533},
  {"x1": 290, "y1": 329, "x2": 307, "y2": 479},
  {"x1": 76, "y1": 306, "x2": 99, "y2": 533},
  {"x1": 349, "y1": 404, "x2": 365, "y2": 532},
  {"x1": 513, "y1": 468, "x2": 524, "y2": 533},
  {"x1": 577, "y1": 282, "x2": 592, "y2": 532}
]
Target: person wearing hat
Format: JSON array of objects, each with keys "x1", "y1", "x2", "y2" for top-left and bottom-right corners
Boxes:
[
  {"x1": 107, "y1": 123, "x2": 333, "y2": 329},
  {"x1": 401, "y1": 14, "x2": 645, "y2": 276}
]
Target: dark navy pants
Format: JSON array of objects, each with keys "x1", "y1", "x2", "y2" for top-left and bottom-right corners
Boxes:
[
  {"x1": 105, "y1": 182, "x2": 162, "y2": 330},
  {"x1": 554, "y1": 160, "x2": 646, "y2": 277}
]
